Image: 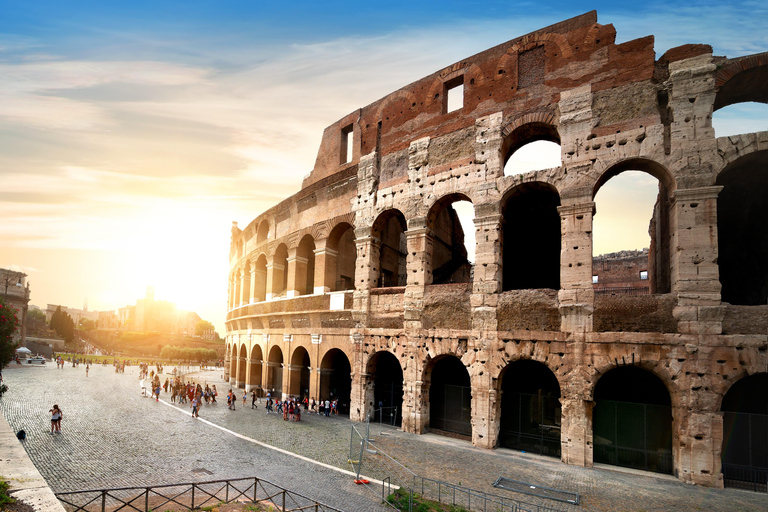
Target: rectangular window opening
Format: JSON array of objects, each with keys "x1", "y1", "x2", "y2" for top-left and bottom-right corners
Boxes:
[
  {"x1": 592, "y1": 275, "x2": 599, "y2": 284},
  {"x1": 341, "y1": 124, "x2": 353, "y2": 164},
  {"x1": 444, "y1": 76, "x2": 464, "y2": 113},
  {"x1": 639, "y1": 270, "x2": 649, "y2": 280}
]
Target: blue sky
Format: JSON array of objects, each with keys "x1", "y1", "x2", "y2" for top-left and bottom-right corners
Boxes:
[{"x1": 1, "y1": 1, "x2": 766, "y2": 331}]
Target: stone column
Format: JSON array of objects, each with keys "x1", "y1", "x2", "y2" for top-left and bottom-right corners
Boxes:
[
  {"x1": 559, "y1": 394, "x2": 593, "y2": 467},
  {"x1": 234, "y1": 273, "x2": 242, "y2": 308},
  {"x1": 350, "y1": 370, "x2": 373, "y2": 423},
  {"x1": 249, "y1": 266, "x2": 258, "y2": 304},
  {"x1": 471, "y1": 211, "x2": 502, "y2": 332},
  {"x1": 471, "y1": 371, "x2": 493, "y2": 448},
  {"x1": 241, "y1": 268, "x2": 251, "y2": 306},
  {"x1": 286, "y1": 248, "x2": 308, "y2": 298},
  {"x1": 670, "y1": 187, "x2": 725, "y2": 334},
  {"x1": 402, "y1": 379, "x2": 429, "y2": 434},
  {"x1": 229, "y1": 354, "x2": 238, "y2": 386},
  {"x1": 223, "y1": 342, "x2": 231, "y2": 381},
  {"x1": 314, "y1": 239, "x2": 337, "y2": 294},
  {"x1": 404, "y1": 223, "x2": 432, "y2": 330},
  {"x1": 352, "y1": 231, "x2": 379, "y2": 323},
  {"x1": 266, "y1": 261, "x2": 285, "y2": 300},
  {"x1": 558, "y1": 201, "x2": 596, "y2": 333}
]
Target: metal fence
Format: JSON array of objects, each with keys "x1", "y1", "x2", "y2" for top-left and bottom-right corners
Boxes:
[{"x1": 55, "y1": 476, "x2": 344, "y2": 512}]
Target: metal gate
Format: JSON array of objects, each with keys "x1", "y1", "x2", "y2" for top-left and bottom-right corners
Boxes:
[
  {"x1": 431, "y1": 384, "x2": 471, "y2": 436},
  {"x1": 722, "y1": 411, "x2": 768, "y2": 492},
  {"x1": 499, "y1": 393, "x2": 561, "y2": 457},
  {"x1": 593, "y1": 400, "x2": 673, "y2": 474}
]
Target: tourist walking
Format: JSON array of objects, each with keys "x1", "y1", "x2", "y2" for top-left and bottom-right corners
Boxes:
[
  {"x1": 251, "y1": 390, "x2": 257, "y2": 409},
  {"x1": 191, "y1": 396, "x2": 199, "y2": 418},
  {"x1": 49, "y1": 404, "x2": 62, "y2": 434}
]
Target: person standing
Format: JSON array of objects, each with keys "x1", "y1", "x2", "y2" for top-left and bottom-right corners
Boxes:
[
  {"x1": 242, "y1": 390, "x2": 247, "y2": 407},
  {"x1": 49, "y1": 404, "x2": 62, "y2": 434},
  {"x1": 191, "y1": 396, "x2": 199, "y2": 418},
  {"x1": 251, "y1": 390, "x2": 257, "y2": 409},
  {"x1": 324, "y1": 399, "x2": 331, "y2": 417}
]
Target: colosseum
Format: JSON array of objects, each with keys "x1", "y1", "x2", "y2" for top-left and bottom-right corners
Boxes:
[{"x1": 224, "y1": 11, "x2": 767, "y2": 490}]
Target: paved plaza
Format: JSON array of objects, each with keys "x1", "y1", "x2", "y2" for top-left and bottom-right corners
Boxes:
[{"x1": 1, "y1": 363, "x2": 765, "y2": 512}]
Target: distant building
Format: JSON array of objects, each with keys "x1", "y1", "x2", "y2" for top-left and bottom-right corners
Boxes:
[
  {"x1": 592, "y1": 249, "x2": 650, "y2": 296},
  {"x1": 45, "y1": 304, "x2": 99, "y2": 325},
  {"x1": 1, "y1": 267, "x2": 30, "y2": 344}
]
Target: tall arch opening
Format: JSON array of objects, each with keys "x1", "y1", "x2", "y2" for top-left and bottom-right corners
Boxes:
[
  {"x1": 501, "y1": 183, "x2": 561, "y2": 290},
  {"x1": 271, "y1": 244, "x2": 288, "y2": 298},
  {"x1": 593, "y1": 161, "x2": 673, "y2": 295},
  {"x1": 229, "y1": 344, "x2": 237, "y2": 381},
  {"x1": 320, "y1": 348, "x2": 352, "y2": 415},
  {"x1": 328, "y1": 222, "x2": 356, "y2": 291},
  {"x1": 248, "y1": 345, "x2": 263, "y2": 392},
  {"x1": 716, "y1": 151, "x2": 768, "y2": 305},
  {"x1": 593, "y1": 366, "x2": 673, "y2": 474},
  {"x1": 502, "y1": 122, "x2": 561, "y2": 176},
  {"x1": 296, "y1": 235, "x2": 316, "y2": 296},
  {"x1": 721, "y1": 372, "x2": 768, "y2": 491},
  {"x1": 289, "y1": 346, "x2": 311, "y2": 399},
  {"x1": 233, "y1": 269, "x2": 242, "y2": 307},
  {"x1": 241, "y1": 260, "x2": 251, "y2": 305},
  {"x1": 499, "y1": 360, "x2": 561, "y2": 457},
  {"x1": 254, "y1": 254, "x2": 267, "y2": 302},
  {"x1": 428, "y1": 356, "x2": 472, "y2": 437},
  {"x1": 237, "y1": 344, "x2": 247, "y2": 388},
  {"x1": 373, "y1": 210, "x2": 407, "y2": 288},
  {"x1": 367, "y1": 351, "x2": 404, "y2": 426},
  {"x1": 427, "y1": 195, "x2": 474, "y2": 284},
  {"x1": 256, "y1": 220, "x2": 270, "y2": 245},
  {"x1": 267, "y1": 345, "x2": 284, "y2": 400}
]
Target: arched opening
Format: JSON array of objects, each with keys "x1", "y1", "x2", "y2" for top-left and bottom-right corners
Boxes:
[
  {"x1": 367, "y1": 351, "x2": 404, "y2": 426},
  {"x1": 237, "y1": 344, "x2": 247, "y2": 388},
  {"x1": 271, "y1": 244, "x2": 288, "y2": 299},
  {"x1": 267, "y1": 345, "x2": 283, "y2": 400},
  {"x1": 320, "y1": 348, "x2": 352, "y2": 415},
  {"x1": 373, "y1": 210, "x2": 407, "y2": 288},
  {"x1": 427, "y1": 195, "x2": 474, "y2": 284},
  {"x1": 234, "y1": 269, "x2": 242, "y2": 307},
  {"x1": 502, "y1": 122, "x2": 561, "y2": 176},
  {"x1": 289, "y1": 346, "x2": 311, "y2": 399},
  {"x1": 712, "y1": 102, "x2": 768, "y2": 138},
  {"x1": 714, "y1": 62, "x2": 768, "y2": 112},
  {"x1": 328, "y1": 222, "x2": 356, "y2": 291},
  {"x1": 229, "y1": 344, "x2": 237, "y2": 381},
  {"x1": 721, "y1": 373, "x2": 768, "y2": 491},
  {"x1": 501, "y1": 183, "x2": 561, "y2": 290},
  {"x1": 428, "y1": 356, "x2": 471, "y2": 437},
  {"x1": 241, "y1": 260, "x2": 251, "y2": 305},
  {"x1": 499, "y1": 360, "x2": 561, "y2": 457},
  {"x1": 248, "y1": 345, "x2": 263, "y2": 392},
  {"x1": 256, "y1": 220, "x2": 270, "y2": 245},
  {"x1": 593, "y1": 161, "x2": 673, "y2": 295},
  {"x1": 593, "y1": 366, "x2": 673, "y2": 474},
  {"x1": 254, "y1": 254, "x2": 267, "y2": 302},
  {"x1": 296, "y1": 235, "x2": 316, "y2": 296},
  {"x1": 716, "y1": 151, "x2": 768, "y2": 305}
]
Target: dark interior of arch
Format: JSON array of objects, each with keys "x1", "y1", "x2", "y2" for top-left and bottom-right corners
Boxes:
[
  {"x1": 502, "y1": 184, "x2": 561, "y2": 290},
  {"x1": 717, "y1": 151, "x2": 768, "y2": 305},
  {"x1": 722, "y1": 373, "x2": 768, "y2": 414},
  {"x1": 321, "y1": 350, "x2": 352, "y2": 415},
  {"x1": 594, "y1": 366, "x2": 670, "y2": 405},
  {"x1": 429, "y1": 356, "x2": 471, "y2": 436},
  {"x1": 375, "y1": 212, "x2": 407, "y2": 287},
  {"x1": 714, "y1": 65, "x2": 768, "y2": 111},
  {"x1": 370, "y1": 351, "x2": 404, "y2": 425},
  {"x1": 431, "y1": 202, "x2": 471, "y2": 284}
]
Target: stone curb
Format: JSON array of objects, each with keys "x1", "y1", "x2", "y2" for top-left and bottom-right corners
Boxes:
[{"x1": 0, "y1": 409, "x2": 66, "y2": 512}]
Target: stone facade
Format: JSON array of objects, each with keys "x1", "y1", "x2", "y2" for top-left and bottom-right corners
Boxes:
[{"x1": 225, "y1": 12, "x2": 768, "y2": 488}]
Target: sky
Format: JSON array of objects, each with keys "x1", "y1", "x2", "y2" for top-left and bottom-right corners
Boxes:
[{"x1": 1, "y1": 1, "x2": 766, "y2": 334}]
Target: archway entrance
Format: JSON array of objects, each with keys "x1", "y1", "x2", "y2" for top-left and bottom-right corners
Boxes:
[
  {"x1": 593, "y1": 366, "x2": 673, "y2": 474},
  {"x1": 429, "y1": 356, "x2": 471, "y2": 437},
  {"x1": 237, "y1": 345, "x2": 247, "y2": 388},
  {"x1": 368, "y1": 351, "x2": 404, "y2": 426},
  {"x1": 499, "y1": 360, "x2": 561, "y2": 457},
  {"x1": 289, "y1": 346, "x2": 311, "y2": 399},
  {"x1": 267, "y1": 345, "x2": 284, "y2": 400},
  {"x1": 320, "y1": 348, "x2": 352, "y2": 415},
  {"x1": 721, "y1": 373, "x2": 768, "y2": 491},
  {"x1": 248, "y1": 345, "x2": 263, "y2": 392}
]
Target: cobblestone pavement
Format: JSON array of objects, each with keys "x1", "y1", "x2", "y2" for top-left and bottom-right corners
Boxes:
[{"x1": 2, "y1": 364, "x2": 766, "y2": 512}]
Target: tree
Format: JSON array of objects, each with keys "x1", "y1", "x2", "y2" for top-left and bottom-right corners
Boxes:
[
  {"x1": 0, "y1": 298, "x2": 20, "y2": 395},
  {"x1": 78, "y1": 318, "x2": 96, "y2": 331},
  {"x1": 27, "y1": 308, "x2": 46, "y2": 324},
  {"x1": 50, "y1": 306, "x2": 75, "y2": 343},
  {"x1": 195, "y1": 320, "x2": 215, "y2": 337}
]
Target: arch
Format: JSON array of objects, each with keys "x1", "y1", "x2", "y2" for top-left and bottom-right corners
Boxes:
[
  {"x1": 233, "y1": 268, "x2": 243, "y2": 308},
  {"x1": 256, "y1": 219, "x2": 270, "y2": 245},
  {"x1": 295, "y1": 234, "x2": 316, "y2": 296},
  {"x1": 266, "y1": 345, "x2": 284, "y2": 400},
  {"x1": 501, "y1": 182, "x2": 561, "y2": 290},
  {"x1": 426, "y1": 355, "x2": 472, "y2": 437},
  {"x1": 248, "y1": 344, "x2": 263, "y2": 392},
  {"x1": 372, "y1": 209, "x2": 407, "y2": 288},
  {"x1": 241, "y1": 260, "x2": 251, "y2": 306},
  {"x1": 501, "y1": 120, "x2": 561, "y2": 175},
  {"x1": 271, "y1": 243, "x2": 288, "y2": 298},
  {"x1": 720, "y1": 372, "x2": 768, "y2": 491},
  {"x1": 498, "y1": 359, "x2": 561, "y2": 457},
  {"x1": 716, "y1": 150, "x2": 768, "y2": 305},
  {"x1": 253, "y1": 254, "x2": 267, "y2": 302},
  {"x1": 327, "y1": 222, "x2": 356, "y2": 291},
  {"x1": 289, "y1": 346, "x2": 311, "y2": 399},
  {"x1": 366, "y1": 350, "x2": 404, "y2": 426},
  {"x1": 714, "y1": 54, "x2": 768, "y2": 111},
  {"x1": 593, "y1": 366, "x2": 673, "y2": 474},
  {"x1": 320, "y1": 348, "x2": 352, "y2": 415},
  {"x1": 229, "y1": 343, "x2": 238, "y2": 381},
  {"x1": 237, "y1": 344, "x2": 247, "y2": 389},
  {"x1": 592, "y1": 159, "x2": 675, "y2": 295},
  {"x1": 426, "y1": 194, "x2": 474, "y2": 285}
]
